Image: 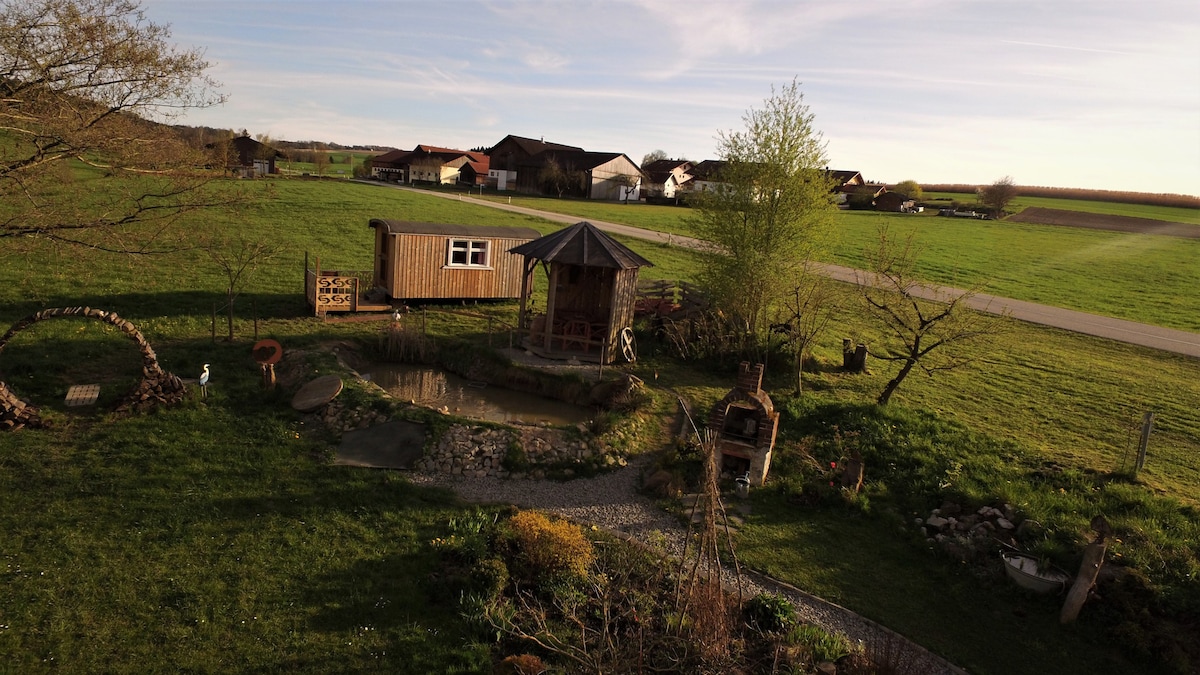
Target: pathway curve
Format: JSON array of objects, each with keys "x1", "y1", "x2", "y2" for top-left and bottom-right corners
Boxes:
[
  {"x1": 406, "y1": 459, "x2": 966, "y2": 674},
  {"x1": 365, "y1": 182, "x2": 1200, "y2": 358}
]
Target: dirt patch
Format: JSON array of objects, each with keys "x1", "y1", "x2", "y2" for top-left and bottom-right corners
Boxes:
[{"x1": 1006, "y1": 207, "x2": 1200, "y2": 239}]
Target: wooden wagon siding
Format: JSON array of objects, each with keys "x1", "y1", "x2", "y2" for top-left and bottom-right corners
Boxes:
[{"x1": 369, "y1": 220, "x2": 540, "y2": 301}]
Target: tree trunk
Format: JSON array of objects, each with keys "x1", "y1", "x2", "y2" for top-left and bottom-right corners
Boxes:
[
  {"x1": 877, "y1": 359, "x2": 915, "y2": 405},
  {"x1": 226, "y1": 290, "x2": 235, "y2": 341}
]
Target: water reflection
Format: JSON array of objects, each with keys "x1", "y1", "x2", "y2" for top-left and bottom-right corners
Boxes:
[{"x1": 362, "y1": 363, "x2": 590, "y2": 426}]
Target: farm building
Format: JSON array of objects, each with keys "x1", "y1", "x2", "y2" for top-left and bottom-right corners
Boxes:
[
  {"x1": 510, "y1": 221, "x2": 652, "y2": 364},
  {"x1": 369, "y1": 220, "x2": 541, "y2": 302}
]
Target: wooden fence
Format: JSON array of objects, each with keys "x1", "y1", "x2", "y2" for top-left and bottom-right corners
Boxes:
[{"x1": 304, "y1": 253, "x2": 382, "y2": 316}]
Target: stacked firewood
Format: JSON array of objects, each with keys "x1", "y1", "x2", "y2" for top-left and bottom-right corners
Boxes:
[{"x1": 0, "y1": 382, "x2": 42, "y2": 430}]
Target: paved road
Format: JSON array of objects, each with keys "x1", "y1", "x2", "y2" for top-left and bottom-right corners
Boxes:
[{"x1": 368, "y1": 183, "x2": 1200, "y2": 358}]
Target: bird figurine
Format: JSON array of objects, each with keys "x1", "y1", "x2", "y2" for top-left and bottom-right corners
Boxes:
[{"x1": 199, "y1": 363, "x2": 210, "y2": 399}]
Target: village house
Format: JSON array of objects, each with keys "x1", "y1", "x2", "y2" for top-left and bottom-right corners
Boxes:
[
  {"x1": 486, "y1": 135, "x2": 583, "y2": 192},
  {"x1": 211, "y1": 135, "x2": 281, "y2": 177},
  {"x1": 641, "y1": 159, "x2": 694, "y2": 202},
  {"x1": 369, "y1": 145, "x2": 485, "y2": 185}
]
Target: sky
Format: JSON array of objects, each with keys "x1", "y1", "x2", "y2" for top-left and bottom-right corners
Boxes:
[{"x1": 144, "y1": 0, "x2": 1200, "y2": 196}]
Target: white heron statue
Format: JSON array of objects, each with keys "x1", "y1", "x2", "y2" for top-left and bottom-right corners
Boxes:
[{"x1": 199, "y1": 363, "x2": 210, "y2": 399}]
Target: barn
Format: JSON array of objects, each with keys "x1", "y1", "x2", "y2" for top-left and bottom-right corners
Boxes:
[{"x1": 369, "y1": 220, "x2": 541, "y2": 301}]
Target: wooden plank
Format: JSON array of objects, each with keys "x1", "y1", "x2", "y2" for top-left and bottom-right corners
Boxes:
[{"x1": 65, "y1": 384, "x2": 100, "y2": 407}]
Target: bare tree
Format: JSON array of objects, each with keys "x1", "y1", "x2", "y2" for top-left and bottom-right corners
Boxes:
[
  {"x1": 311, "y1": 149, "x2": 330, "y2": 176},
  {"x1": 978, "y1": 176, "x2": 1018, "y2": 217},
  {"x1": 538, "y1": 156, "x2": 581, "y2": 198},
  {"x1": 773, "y1": 268, "x2": 844, "y2": 394},
  {"x1": 204, "y1": 235, "x2": 279, "y2": 341},
  {"x1": 613, "y1": 173, "x2": 640, "y2": 203},
  {"x1": 0, "y1": 0, "x2": 229, "y2": 255},
  {"x1": 858, "y1": 226, "x2": 1003, "y2": 406}
]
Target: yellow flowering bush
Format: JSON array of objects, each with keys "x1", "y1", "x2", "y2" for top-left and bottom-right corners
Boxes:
[{"x1": 508, "y1": 510, "x2": 594, "y2": 578}]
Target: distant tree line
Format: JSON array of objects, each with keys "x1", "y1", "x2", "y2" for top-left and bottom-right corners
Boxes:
[{"x1": 921, "y1": 183, "x2": 1199, "y2": 209}]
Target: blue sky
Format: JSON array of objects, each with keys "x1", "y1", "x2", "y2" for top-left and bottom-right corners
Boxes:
[{"x1": 147, "y1": 0, "x2": 1200, "y2": 196}]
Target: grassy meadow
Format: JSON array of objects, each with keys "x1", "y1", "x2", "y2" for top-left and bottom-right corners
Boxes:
[
  {"x1": 923, "y1": 190, "x2": 1200, "y2": 225},
  {"x1": 465, "y1": 189, "x2": 1200, "y2": 331},
  {"x1": 1, "y1": 177, "x2": 1197, "y2": 673}
]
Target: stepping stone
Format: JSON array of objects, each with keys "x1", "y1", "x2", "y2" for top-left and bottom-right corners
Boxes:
[
  {"x1": 65, "y1": 384, "x2": 100, "y2": 407},
  {"x1": 292, "y1": 375, "x2": 343, "y2": 412},
  {"x1": 336, "y1": 420, "x2": 427, "y2": 469}
]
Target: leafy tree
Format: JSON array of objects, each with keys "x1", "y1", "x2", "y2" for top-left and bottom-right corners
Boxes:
[
  {"x1": 891, "y1": 179, "x2": 924, "y2": 201},
  {"x1": 641, "y1": 149, "x2": 668, "y2": 168},
  {"x1": 858, "y1": 225, "x2": 1003, "y2": 405},
  {"x1": 0, "y1": 0, "x2": 226, "y2": 254},
  {"x1": 687, "y1": 78, "x2": 837, "y2": 353},
  {"x1": 978, "y1": 176, "x2": 1018, "y2": 217}
]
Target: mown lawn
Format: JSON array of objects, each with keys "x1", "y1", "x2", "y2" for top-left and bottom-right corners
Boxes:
[{"x1": 1, "y1": 177, "x2": 1196, "y2": 673}]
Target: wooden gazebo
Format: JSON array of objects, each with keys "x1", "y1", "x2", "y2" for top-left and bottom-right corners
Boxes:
[{"x1": 510, "y1": 222, "x2": 653, "y2": 364}]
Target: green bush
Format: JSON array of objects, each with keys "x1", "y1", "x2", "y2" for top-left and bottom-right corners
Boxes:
[{"x1": 744, "y1": 593, "x2": 797, "y2": 633}]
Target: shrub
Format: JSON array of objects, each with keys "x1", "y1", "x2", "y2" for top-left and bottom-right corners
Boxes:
[
  {"x1": 745, "y1": 593, "x2": 797, "y2": 633},
  {"x1": 495, "y1": 653, "x2": 545, "y2": 675},
  {"x1": 786, "y1": 624, "x2": 855, "y2": 663},
  {"x1": 469, "y1": 557, "x2": 510, "y2": 601},
  {"x1": 507, "y1": 510, "x2": 594, "y2": 579}
]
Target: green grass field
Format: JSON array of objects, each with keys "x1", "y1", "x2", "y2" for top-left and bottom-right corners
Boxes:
[
  {"x1": 1, "y1": 177, "x2": 1197, "y2": 673},
  {"x1": 462, "y1": 188, "x2": 1200, "y2": 331},
  {"x1": 923, "y1": 191, "x2": 1200, "y2": 225}
]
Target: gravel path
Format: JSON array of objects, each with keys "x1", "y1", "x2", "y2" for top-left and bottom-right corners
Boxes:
[{"x1": 406, "y1": 458, "x2": 967, "y2": 674}]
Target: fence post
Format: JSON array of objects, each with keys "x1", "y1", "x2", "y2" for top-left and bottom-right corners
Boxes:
[
  {"x1": 1135, "y1": 411, "x2": 1154, "y2": 473},
  {"x1": 211, "y1": 303, "x2": 216, "y2": 343}
]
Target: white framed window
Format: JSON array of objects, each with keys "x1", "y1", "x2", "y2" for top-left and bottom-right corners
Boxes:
[{"x1": 446, "y1": 239, "x2": 490, "y2": 268}]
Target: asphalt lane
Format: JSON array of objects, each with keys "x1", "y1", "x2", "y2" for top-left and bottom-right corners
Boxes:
[{"x1": 373, "y1": 184, "x2": 1200, "y2": 359}]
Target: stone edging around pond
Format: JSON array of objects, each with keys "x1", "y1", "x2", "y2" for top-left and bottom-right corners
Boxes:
[
  {"x1": 412, "y1": 423, "x2": 628, "y2": 479},
  {"x1": 317, "y1": 398, "x2": 630, "y2": 479}
]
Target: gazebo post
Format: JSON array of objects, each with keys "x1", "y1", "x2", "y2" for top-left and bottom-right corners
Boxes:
[
  {"x1": 544, "y1": 263, "x2": 560, "y2": 352},
  {"x1": 517, "y1": 257, "x2": 535, "y2": 330}
]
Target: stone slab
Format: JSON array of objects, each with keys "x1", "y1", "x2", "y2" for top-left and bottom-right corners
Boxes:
[
  {"x1": 291, "y1": 375, "x2": 343, "y2": 412},
  {"x1": 335, "y1": 420, "x2": 427, "y2": 469}
]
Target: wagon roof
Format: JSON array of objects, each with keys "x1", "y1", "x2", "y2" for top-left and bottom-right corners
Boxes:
[
  {"x1": 508, "y1": 221, "x2": 653, "y2": 269},
  {"x1": 369, "y1": 219, "x2": 541, "y2": 240}
]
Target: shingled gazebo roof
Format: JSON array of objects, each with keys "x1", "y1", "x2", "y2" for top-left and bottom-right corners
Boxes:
[{"x1": 508, "y1": 221, "x2": 653, "y2": 270}]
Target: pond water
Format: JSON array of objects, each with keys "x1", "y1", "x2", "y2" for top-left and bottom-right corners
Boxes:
[{"x1": 360, "y1": 363, "x2": 591, "y2": 426}]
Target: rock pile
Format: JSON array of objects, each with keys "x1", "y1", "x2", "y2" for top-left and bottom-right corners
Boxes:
[
  {"x1": 916, "y1": 501, "x2": 1035, "y2": 562},
  {"x1": 413, "y1": 423, "x2": 626, "y2": 479},
  {"x1": 319, "y1": 400, "x2": 391, "y2": 433}
]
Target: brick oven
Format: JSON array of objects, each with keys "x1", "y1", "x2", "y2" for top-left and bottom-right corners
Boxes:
[{"x1": 707, "y1": 362, "x2": 779, "y2": 486}]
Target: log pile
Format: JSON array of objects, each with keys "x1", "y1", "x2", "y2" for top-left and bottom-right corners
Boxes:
[
  {"x1": 0, "y1": 382, "x2": 42, "y2": 430},
  {"x1": 0, "y1": 306, "x2": 187, "y2": 430}
]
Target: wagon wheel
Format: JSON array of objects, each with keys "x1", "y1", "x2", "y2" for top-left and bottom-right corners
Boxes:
[{"x1": 619, "y1": 327, "x2": 637, "y2": 363}]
